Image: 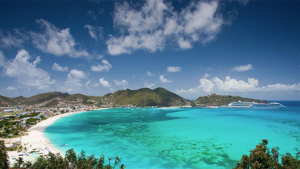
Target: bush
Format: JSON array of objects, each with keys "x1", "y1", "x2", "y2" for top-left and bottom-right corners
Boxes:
[{"x1": 234, "y1": 139, "x2": 300, "y2": 168}]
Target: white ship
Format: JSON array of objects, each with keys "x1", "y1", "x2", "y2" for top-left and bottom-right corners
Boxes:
[
  {"x1": 250, "y1": 102, "x2": 284, "y2": 109},
  {"x1": 228, "y1": 101, "x2": 255, "y2": 108}
]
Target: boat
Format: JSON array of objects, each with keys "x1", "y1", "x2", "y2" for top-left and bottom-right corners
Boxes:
[
  {"x1": 61, "y1": 144, "x2": 67, "y2": 147},
  {"x1": 250, "y1": 102, "x2": 284, "y2": 109},
  {"x1": 228, "y1": 101, "x2": 255, "y2": 108}
]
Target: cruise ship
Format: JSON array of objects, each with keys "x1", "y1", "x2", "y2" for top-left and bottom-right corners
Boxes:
[
  {"x1": 250, "y1": 102, "x2": 284, "y2": 109},
  {"x1": 228, "y1": 101, "x2": 255, "y2": 108}
]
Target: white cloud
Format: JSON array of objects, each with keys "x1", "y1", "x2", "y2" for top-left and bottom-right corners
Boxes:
[
  {"x1": 159, "y1": 74, "x2": 172, "y2": 83},
  {"x1": 0, "y1": 29, "x2": 26, "y2": 48},
  {"x1": 87, "y1": 10, "x2": 98, "y2": 20},
  {"x1": 85, "y1": 80, "x2": 91, "y2": 89},
  {"x1": 63, "y1": 69, "x2": 87, "y2": 92},
  {"x1": 177, "y1": 76, "x2": 300, "y2": 95},
  {"x1": 178, "y1": 38, "x2": 192, "y2": 49},
  {"x1": 232, "y1": 64, "x2": 253, "y2": 72},
  {"x1": 91, "y1": 59, "x2": 112, "y2": 72},
  {"x1": 144, "y1": 81, "x2": 155, "y2": 88},
  {"x1": 2, "y1": 49, "x2": 55, "y2": 89},
  {"x1": 68, "y1": 69, "x2": 86, "y2": 79},
  {"x1": 0, "y1": 51, "x2": 5, "y2": 66},
  {"x1": 203, "y1": 73, "x2": 210, "y2": 78},
  {"x1": 31, "y1": 19, "x2": 89, "y2": 58},
  {"x1": 6, "y1": 86, "x2": 17, "y2": 90},
  {"x1": 107, "y1": 0, "x2": 226, "y2": 55},
  {"x1": 147, "y1": 71, "x2": 155, "y2": 76},
  {"x1": 99, "y1": 78, "x2": 110, "y2": 87},
  {"x1": 84, "y1": 24, "x2": 103, "y2": 40},
  {"x1": 52, "y1": 63, "x2": 68, "y2": 72},
  {"x1": 97, "y1": 54, "x2": 104, "y2": 60},
  {"x1": 167, "y1": 66, "x2": 181, "y2": 73},
  {"x1": 114, "y1": 79, "x2": 128, "y2": 89}
]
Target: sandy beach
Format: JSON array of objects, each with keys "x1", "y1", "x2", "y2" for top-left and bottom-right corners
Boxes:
[{"x1": 5, "y1": 109, "x2": 94, "y2": 160}]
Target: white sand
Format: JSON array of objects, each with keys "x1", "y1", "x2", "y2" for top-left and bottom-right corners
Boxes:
[
  {"x1": 4, "y1": 108, "x2": 110, "y2": 162},
  {"x1": 7, "y1": 110, "x2": 90, "y2": 158}
]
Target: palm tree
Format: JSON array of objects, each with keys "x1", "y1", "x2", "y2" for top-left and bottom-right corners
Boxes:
[
  {"x1": 108, "y1": 157, "x2": 112, "y2": 166},
  {"x1": 113, "y1": 155, "x2": 121, "y2": 169},
  {"x1": 16, "y1": 157, "x2": 24, "y2": 168},
  {"x1": 23, "y1": 161, "x2": 32, "y2": 168}
]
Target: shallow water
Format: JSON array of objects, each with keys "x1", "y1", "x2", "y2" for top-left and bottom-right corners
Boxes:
[{"x1": 45, "y1": 103, "x2": 300, "y2": 168}]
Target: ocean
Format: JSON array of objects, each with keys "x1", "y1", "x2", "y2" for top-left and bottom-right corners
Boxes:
[{"x1": 44, "y1": 101, "x2": 300, "y2": 169}]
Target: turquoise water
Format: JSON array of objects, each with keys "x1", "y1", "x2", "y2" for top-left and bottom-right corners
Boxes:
[{"x1": 44, "y1": 104, "x2": 300, "y2": 168}]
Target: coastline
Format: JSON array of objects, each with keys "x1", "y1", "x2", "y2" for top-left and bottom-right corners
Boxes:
[{"x1": 7, "y1": 108, "x2": 108, "y2": 160}]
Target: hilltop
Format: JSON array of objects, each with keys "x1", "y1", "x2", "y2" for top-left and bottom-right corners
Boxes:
[
  {"x1": 102, "y1": 87, "x2": 192, "y2": 107},
  {"x1": 194, "y1": 94, "x2": 268, "y2": 106}
]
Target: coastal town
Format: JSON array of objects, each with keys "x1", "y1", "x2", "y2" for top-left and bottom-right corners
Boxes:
[{"x1": 0, "y1": 103, "x2": 107, "y2": 166}]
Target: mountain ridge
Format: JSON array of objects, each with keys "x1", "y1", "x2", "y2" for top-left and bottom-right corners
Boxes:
[{"x1": 0, "y1": 88, "x2": 268, "y2": 107}]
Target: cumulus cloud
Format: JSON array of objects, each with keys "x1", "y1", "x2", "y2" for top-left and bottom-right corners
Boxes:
[
  {"x1": 147, "y1": 71, "x2": 155, "y2": 76},
  {"x1": 99, "y1": 77, "x2": 110, "y2": 87},
  {"x1": 145, "y1": 81, "x2": 155, "y2": 88},
  {"x1": 1, "y1": 49, "x2": 55, "y2": 89},
  {"x1": 52, "y1": 63, "x2": 68, "y2": 72},
  {"x1": 177, "y1": 76, "x2": 300, "y2": 95},
  {"x1": 63, "y1": 69, "x2": 87, "y2": 92},
  {"x1": 107, "y1": 0, "x2": 227, "y2": 55},
  {"x1": 30, "y1": 19, "x2": 89, "y2": 58},
  {"x1": 84, "y1": 24, "x2": 103, "y2": 40},
  {"x1": 6, "y1": 86, "x2": 17, "y2": 90},
  {"x1": 159, "y1": 74, "x2": 172, "y2": 83},
  {"x1": 91, "y1": 59, "x2": 112, "y2": 72},
  {"x1": 203, "y1": 73, "x2": 210, "y2": 78},
  {"x1": 114, "y1": 79, "x2": 128, "y2": 89},
  {"x1": 232, "y1": 64, "x2": 253, "y2": 72},
  {"x1": 167, "y1": 66, "x2": 181, "y2": 73}
]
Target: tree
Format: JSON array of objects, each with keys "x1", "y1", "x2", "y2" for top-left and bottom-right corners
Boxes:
[
  {"x1": 234, "y1": 139, "x2": 300, "y2": 169},
  {"x1": 0, "y1": 140, "x2": 9, "y2": 169},
  {"x1": 15, "y1": 157, "x2": 24, "y2": 168}
]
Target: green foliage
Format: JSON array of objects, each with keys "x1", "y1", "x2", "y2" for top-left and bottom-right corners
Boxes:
[
  {"x1": 26, "y1": 118, "x2": 38, "y2": 125},
  {"x1": 194, "y1": 94, "x2": 268, "y2": 106},
  {"x1": 0, "y1": 140, "x2": 9, "y2": 169},
  {"x1": 234, "y1": 139, "x2": 300, "y2": 169},
  {"x1": 19, "y1": 112, "x2": 40, "y2": 118},
  {"x1": 31, "y1": 149, "x2": 125, "y2": 169}
]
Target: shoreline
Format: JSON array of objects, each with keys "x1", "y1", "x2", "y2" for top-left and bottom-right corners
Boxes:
[{"x1": 7, "y1": 109, "x2": 108, "y2": 160}]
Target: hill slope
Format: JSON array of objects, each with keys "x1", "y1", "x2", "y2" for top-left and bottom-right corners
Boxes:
[
  {"x1": 26, "y1": 92, "x2": 70, "y2": 105},
  {"x1": 0, "y1": 95, "x2": 16, "y2": 106},
  {"x1": 194, "y1": 94, "x2": 268, "y2": 106},
  {"x1": 102, "y1": 87, "x2": 192, "y2": 107}
]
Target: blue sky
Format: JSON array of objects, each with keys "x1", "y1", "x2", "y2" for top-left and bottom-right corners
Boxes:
[{"x1": 0, "y1": 0, "x2": 299, "y2": 100}]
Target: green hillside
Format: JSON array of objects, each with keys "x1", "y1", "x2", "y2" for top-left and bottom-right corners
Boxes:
[
  {"x1": 103, "y1": 87, "x2": 192, "y2": 107},
  {"x1": 194, "y1": 94, "x2": 268, "y2": 106},
  {"x1": 26, "y1": 92, "x2": 69, "y2": 104},
  {"x1": 0, "y1": 95, "x2": 16, "y2": 106}
]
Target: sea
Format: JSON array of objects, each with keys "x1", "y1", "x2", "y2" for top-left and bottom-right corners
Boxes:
[{"x1": 44, "y1": 101, "x2": 300, "y2": 169}]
